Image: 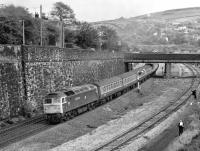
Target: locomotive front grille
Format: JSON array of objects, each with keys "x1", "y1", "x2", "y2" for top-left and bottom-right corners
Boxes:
[{"x1": 44, "y1": 105, "x2": 61, "y2": 113}]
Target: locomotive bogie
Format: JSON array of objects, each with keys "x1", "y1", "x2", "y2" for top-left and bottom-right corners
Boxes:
[{"x1": 46, "y1": 113, "x2": 62, "y2": 123}]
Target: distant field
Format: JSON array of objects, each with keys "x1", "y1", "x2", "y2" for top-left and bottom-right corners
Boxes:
[
  {"x1": 134, "y1": 7, "x2": 200, "y2": 21},
  {"x1": 92, "y1": 7, "x2": 200, "y2": 52}
]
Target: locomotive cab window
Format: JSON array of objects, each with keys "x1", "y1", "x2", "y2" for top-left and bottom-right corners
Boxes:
[{"x1": 44, "y1": 99, "x2": 52, "y2": 104}]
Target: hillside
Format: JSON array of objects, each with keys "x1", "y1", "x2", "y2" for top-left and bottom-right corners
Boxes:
[{"x1": 92, "y1": 7, "x2": 200, "y2": 53}]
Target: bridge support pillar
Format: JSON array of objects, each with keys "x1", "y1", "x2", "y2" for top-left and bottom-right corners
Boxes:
[
  {"x1": 124, "y1": 62, "x2": 132, "y2": 72},
  {"x1": 164, "y1": 63, "x2": 171, "y2": 78}
]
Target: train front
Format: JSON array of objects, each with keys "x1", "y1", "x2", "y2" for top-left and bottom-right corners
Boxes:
[{"x1": 43, "y1": 92, "x2": 65, "y2": 123}]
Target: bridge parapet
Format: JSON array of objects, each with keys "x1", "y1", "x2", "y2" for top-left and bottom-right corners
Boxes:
[{"x1": 124, "y1": 53, "x2": 200, "y2": 63}]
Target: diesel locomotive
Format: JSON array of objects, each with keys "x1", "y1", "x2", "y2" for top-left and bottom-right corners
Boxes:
[{"x1": 43, "y1": 64, "x2": 158, "y2": 123}]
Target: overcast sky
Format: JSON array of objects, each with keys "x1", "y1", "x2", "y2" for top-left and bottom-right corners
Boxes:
[{"x1": 1, "y1": 0, "x2": 200, "y2": 22}]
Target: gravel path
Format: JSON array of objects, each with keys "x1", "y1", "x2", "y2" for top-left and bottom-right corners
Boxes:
[{"x1": 120, "y1": 97, "x2": 196, "y2": 151}]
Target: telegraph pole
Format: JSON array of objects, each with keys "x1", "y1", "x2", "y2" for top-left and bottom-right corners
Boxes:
[
  {"x1": 22, "y1": 20, "x2": 25, "y2": 45},
  {"x1": 63, "y1": 22, "x2": 65, "y2": 48},
  {"x1": 61, "y1": 21, "x2": 65, "y2": 48},
  {"x1": 40, "y1": 5, "x2": 43, "y2": 46}
]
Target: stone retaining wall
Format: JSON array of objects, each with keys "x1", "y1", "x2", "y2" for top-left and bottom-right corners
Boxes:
[
  {"x1": 21, "y1": 46, "x2": 125, "y2": 115},
  {"x1": 0, "y1": 45, "x2": 24, "y2": 119}
]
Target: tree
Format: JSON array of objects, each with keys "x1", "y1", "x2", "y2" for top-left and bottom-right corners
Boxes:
[
  {"x1": 97, "y1": 26, "x2": 120, "y2": 50},
  {"x1": 76, "y1": 22, "x2": 99, "y2": 49},
  {"x1": 0, "y1": 5, "x2": 60, "y2": 45},
  {"x1": 42, "y1": 21, "x2": 59, "y2": 46},
  {"x1": 51, "y1": 2, "x2": 75, "y2": 24},
  {"x1": 64, "y1": 28, "x2": 77, "y2": 43},
  {"x1": 0, "y1": 5, "x2": 40, "y2": 45}
]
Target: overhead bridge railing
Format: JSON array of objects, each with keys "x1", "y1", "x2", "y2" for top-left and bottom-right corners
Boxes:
[{"x1": 124, "y1": 53, "x2": 200, "y2": 63}]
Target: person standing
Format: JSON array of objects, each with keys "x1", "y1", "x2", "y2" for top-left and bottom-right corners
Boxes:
[
  {"x1": 178, "y1": 120, "x2": 184, "y2": 136},
  {"x1": 192, "y1": 90, "x2": 197, "y2": 99}
]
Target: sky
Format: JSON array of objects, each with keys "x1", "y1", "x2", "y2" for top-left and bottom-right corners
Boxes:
[{"x1": 1, "y1": 0, "x2": 200, "y2": 22}]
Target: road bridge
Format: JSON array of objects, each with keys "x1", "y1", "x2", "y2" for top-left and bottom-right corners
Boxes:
[{"x1": 123, "y1": 53, "x2": 200, "y2": 77}]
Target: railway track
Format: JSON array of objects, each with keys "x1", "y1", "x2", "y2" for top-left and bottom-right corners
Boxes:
[
  {"x1": 0, "y1": 64, "x2": 197, "y2": 150},
  {"x1": 0, "y1": 65, "x2": 158, "y2": 148},
  {"x1": 0, "y1": 115, "x2": 54, "y2": 148},
  {"x1": 92, "y1": 64, "x2": 200, "y2": 151}
]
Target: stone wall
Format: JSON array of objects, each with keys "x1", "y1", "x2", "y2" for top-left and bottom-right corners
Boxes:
[
  {"x1": 0, "y1": 45, "x2": 24, "y2": 120},
  {"x1": 0, "y1": 45, "x2": 125, "y2": 119},
  {"x1": 22, "y1": 46, "x2": 125, "y2": 113}
]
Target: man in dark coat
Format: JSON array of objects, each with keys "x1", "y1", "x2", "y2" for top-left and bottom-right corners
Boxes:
[
  {"x1": 178, "y1": 120, "x2": 184, "y2": 136},
  {"x1": 192, "y1": 90, "x2": 197, "y2": 99}
]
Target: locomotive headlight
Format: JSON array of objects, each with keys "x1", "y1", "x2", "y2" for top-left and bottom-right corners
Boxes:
[{"x1": 44, "y1": 106, "x2": 50, "y2": 111}]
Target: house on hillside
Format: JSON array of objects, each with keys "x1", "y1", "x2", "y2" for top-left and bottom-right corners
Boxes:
[{"x1": 193, "y1": 34, "x2": 200, "y2": 41}]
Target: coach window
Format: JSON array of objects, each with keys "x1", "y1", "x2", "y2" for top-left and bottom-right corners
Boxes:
[
  {"x1": 79, "y1": 88, "x2": 84, "y2": 92},
  {"x1": 103, "y1": 86, "x2": 106, "y2": 92},
  {"x1": 90, "y1": 86, "x2": 94, "y2": 89}
]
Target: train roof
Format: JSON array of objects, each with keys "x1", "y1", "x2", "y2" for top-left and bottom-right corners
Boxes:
[
  {"x1": 45, "y1": 92, "x2": 66, "y2": 99},
  {"x1": 117, "y1": 65, "x2": 152, "y2": 78},
  {"x1": 94, "y1": 76, "x2": 122, "y2": 86},
  {"x1": 45, "y1": 84, "x2": 96, "y2": 98},
  {"x1": 45, "y1": 84, "x2": 97, "y2": 98},
  {"x1": 62, "y1": 84, "x2": 97, "y2": 96},
  {"x1": 118, "y1": 70, "x2": 137, "y2": 78}
]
